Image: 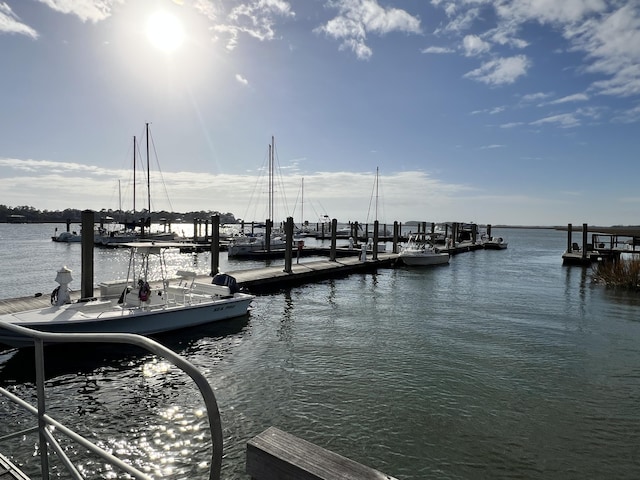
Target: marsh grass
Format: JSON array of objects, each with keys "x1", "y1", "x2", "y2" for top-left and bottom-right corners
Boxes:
[{"x1": 592, "y1": 257, "x2": 640, "y2": 291}]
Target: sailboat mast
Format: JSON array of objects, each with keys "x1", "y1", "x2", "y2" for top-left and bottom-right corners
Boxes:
[
  {"x1": 375, "y1": 166, "x2": 379, "y2": 222},
  {"x1": 301, "y1": 177, "x2": 304, "y2": 228},
  {"x1": 133, "y1": 136, "x2": 136, "y2": 213},
  {"x1": 269, "y1": 136, "x2": 274, "y2": 222},
  {"x1": 146, "y1": 123, "x2": 151, "y2": 214}
]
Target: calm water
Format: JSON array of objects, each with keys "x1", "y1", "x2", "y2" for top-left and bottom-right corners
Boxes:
[{"x1": 1, "y1": 224, "x2": 639, "y2": 479}]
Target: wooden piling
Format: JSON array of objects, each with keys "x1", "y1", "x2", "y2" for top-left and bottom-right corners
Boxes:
[
  {"x1": 210, "y1": 215, "x2": 220, "y2": 276},
  {"x1": 266, "y1": 219, "x2": 272, "y2": 253},
  {"x1": 330, "y1": 219, "x2": 337, "y2": 261},
  {"x1": 373, "y1": 220, "x2": 379, "y2": 261},
  {"x1": 393, "y1": 221, "x2": 399, "y2": 253},
  {"x1": 284, "y1": 217, "x2": 293, "y2": 273},
  {"x1": 81, "y1": 210, "x2": 94, "y2": 300}
]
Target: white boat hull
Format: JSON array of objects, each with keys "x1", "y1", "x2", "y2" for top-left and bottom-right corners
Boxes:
[
  {"x1": 400, "y1": 252, "x2": 450, "y2": 266},
  {"x1": 483, "y1": 237, "x2": 508, "y2": 250},
  {"x1": 0, "y1": 293, "x2": 253, "y2": 348},
  {"x1": 400, "y1": 235, "x2": 450, "y2": 266},
  {"x1": 227, "y1": 236, "x2": 287, "y2": 257}
]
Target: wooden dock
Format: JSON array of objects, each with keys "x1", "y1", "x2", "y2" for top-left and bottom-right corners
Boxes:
[
  {"x1": 560, "y1": 223, "x2": 640, "y2": 266},
  {"x1": 0, "y1": 254, "x2": 399, "y2": 315},
  {"x1": 0, "y1": 236, "x2": 498, "y2": 315}
]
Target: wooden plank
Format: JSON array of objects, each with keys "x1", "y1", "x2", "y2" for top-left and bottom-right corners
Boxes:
[
  {"x1": 0, "y1": 453, "x2": 29, "y2": 480},
  {"x1": 246, "y1": 427, "x2": 397, "y2": 480}
]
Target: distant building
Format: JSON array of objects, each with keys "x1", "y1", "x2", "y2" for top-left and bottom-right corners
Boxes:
[{"x1": 7, "y1": 214, "x2": 27, "y2": 223}]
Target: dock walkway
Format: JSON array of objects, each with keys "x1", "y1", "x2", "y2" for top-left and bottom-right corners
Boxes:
[{"x1": 0, "y1": 254, "x2": 399, "y2": 315}]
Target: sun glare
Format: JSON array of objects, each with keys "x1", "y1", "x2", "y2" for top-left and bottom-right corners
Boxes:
[{"x1": 146, "y1": 11, "x2": 184, "y2": 53}]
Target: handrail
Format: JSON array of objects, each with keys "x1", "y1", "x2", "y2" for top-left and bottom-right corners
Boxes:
[{"x1": 0, "y1": 322, "x2": 223, "y2": 480}]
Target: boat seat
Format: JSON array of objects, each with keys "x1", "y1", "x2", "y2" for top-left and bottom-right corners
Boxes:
[
  {"x1": 165, "y1": 285, "x2": 190, "y2": 297},
  {"x1": 192, "y1": 282, "x2": 232, "y2": 298},
  {"x1": 174, "y1": 270, "x2": 197, "y2": 288}
]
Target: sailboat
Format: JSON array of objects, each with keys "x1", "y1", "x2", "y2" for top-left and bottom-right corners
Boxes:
[
  {"x1": 227, "y1": 136, "x2": 289, "y2": 257},
  {"x1": 365, "y1": 167, "x2": 388, "y2": 251},
  {"x1": 95, "y1": 124, "x2": 179, "y2": 247}
]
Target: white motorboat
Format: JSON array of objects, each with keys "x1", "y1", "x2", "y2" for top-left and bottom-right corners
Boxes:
[
  {"x1": 0, "y1": 242, "x2": 254, "y2": 349},
  {"x1": 227, "y1": 233, "x2": 288, "y2": 257},
  {"x1": 399, "y1": 235, "x2": 450, "y2": 266},
  {"x1": 483, "y1": 236, "x2": 508, "y2": 250},
  {"x1": 51, "y1": 230, "x2": 82, "y2": 243}
]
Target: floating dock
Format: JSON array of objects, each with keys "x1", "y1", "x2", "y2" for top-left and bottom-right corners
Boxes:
[{"x1": 560, "y1": 223, "x2": 640, "y2": 266}]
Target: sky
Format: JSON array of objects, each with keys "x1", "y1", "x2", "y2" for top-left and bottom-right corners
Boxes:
[{"x1": 1, "y1": 0, "x2": 639, "y2": 227}]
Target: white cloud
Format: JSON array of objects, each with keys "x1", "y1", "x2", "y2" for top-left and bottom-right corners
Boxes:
[
  {"x1": 316, "y1": 0, "x2": 421, "y2": 60},
  {"x1": 464, "y1": 55, "x2": 530, "y2": 85},
  {"x1": 0, "y1": 157, "x2": 480, "y2": 223},
  {"x1": 565, "y1": 4, "x2": 640, "y2": 97},
  {"x1": 495, "y1": 0, "x2": 607, "y2": 26},
  {"x1": 235, "y1": 73, "x2": 249, "y2": 85},
  {"x1": 36, "y1": 0, "x2": 122, "y2": 23},
  {"x1": 431, "y1": 1, "x2": 640, "y2": 98},
  {"x1": 521, "y1": 92, "x2": 552, "y2": 102},
  {"x1": 203, "y1": 0, "x2": 295, "y2": 51},
  {"x1": 421, "y1": 46, "x2": 453, "y2": 54},
  {"x1": 612, "y1": 103, "x2": 640, "y2": 124},
  {"x1": 463, "y1": 34, "x2": 490, "y2": 57},
  {"x1": 0, "y1": 2, "x2": 38, "y2": 37},
  {"x1": 436, "y1": 6, "x2": 480, "y2": 34},
  {"x1": 549, "y1": 93, "x2": 589, "y2": 104},
  {"x1": 530, "y1": 113, "x2": 580, "y2": 128}
]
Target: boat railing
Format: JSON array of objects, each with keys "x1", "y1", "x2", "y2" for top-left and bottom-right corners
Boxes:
[{"x1": 0, "y1": 322, "x2": 223, "y2": 480}]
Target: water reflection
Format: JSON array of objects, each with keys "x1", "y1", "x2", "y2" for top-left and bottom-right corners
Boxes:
[
  {"x1": 563, "y1": 264, "x2": 590, "y2": 317},
  {"x1": 277, "y1": 289, "x2": 295, "y2": 344},
  {"x1": 0, "y1": 316, "x2": 250, "y2": 383}
]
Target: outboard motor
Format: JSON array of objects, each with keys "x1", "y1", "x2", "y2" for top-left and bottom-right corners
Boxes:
[{"x1": 212, "y1": 273, "x2": 239, "y2": 294}]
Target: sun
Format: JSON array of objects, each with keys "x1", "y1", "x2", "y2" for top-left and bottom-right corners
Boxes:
[{"x1": 146, "y1": 11, "x2": 185, "y2": 53}]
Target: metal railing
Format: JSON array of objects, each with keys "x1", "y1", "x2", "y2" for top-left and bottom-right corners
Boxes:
[{"x1": 0, "y1": 322, "x2": 222, "y2": 480}]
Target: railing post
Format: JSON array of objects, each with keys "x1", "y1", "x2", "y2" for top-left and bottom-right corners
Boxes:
[{"x1": 34, "y1": 339, "x2": 51, "y2": 479}]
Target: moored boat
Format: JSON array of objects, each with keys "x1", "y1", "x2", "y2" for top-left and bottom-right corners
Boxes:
[
  {"x1": 51, "y1": 230, "x2": 82, "y2": 243},
  {"x1": 399, "y1": 235, "x2": 450, "y2": 266},
  {"x1": 227, "y1": 233, "x2": 288, "y2": 257},
  {"x1": 483, "y1": 236, "x2": 508, "y2": 250},
  {"x1": 0, "y1": 242, "x2": 254, "y2": 349}
]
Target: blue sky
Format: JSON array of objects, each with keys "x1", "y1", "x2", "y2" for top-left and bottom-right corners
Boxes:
[{"x1": 1, "y1": 0, "x2": 639, "y2": 226}]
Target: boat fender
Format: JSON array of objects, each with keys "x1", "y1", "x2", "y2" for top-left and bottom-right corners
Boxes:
[
  {"x1": 138, "y1": 280, "x2": 151, "y2": 302},
  {"x1": 50, "y1": 286, "x2": 59, "y2": 305}
]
